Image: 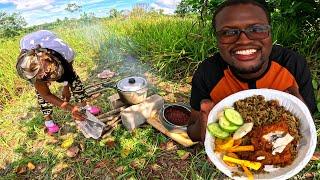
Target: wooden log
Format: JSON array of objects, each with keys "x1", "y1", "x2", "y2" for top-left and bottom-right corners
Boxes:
[
  {"x1": 101, "y1": 119, "x2": 121, "y2": 138},
  {"x1": 106, "y1": 117, "x2": 121, "y2": 126},
  {"x1": 84, "y1": 79, "x2": 117, "y2": 89},
  {"x1": 102, "y1": 129, "x2": 114, "y2": 139},
  {"x1": 100, "y1": 115, "x2": 117, "y2": 122},
  {"x1": 97, "y1": 106, "x2": 126, "y2": 119},
  {"x1": 100, "y1": 114, "x2": 120, "y2": 123},
  {"x1": 86, "y1": 87, "x2": 114, "y2": 97},
  {"x1": 107, "y1": 93, "x2": 126, "y2": 109}
]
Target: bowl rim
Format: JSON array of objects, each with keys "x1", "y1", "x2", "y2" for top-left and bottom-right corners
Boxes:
[
  {"x1": 161, "y1": 103, "x2": 191, "y2": 127},
  {"x1": 204, "y1": 89, "x2": 317, "y2": 180}
]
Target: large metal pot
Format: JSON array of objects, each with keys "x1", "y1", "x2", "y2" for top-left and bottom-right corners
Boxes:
[{"x1": 116, "y1": 76, "x2": 148, "y2": 105}]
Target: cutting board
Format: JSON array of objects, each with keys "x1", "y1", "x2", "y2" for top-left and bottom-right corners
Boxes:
[{"x1": 147, "y1": 113, "x2": 197, "y2": 147}]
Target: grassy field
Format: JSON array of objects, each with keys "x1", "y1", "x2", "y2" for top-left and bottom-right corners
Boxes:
[{"x1": 0, "y1": 13, "x2": 319, "y2": 179}]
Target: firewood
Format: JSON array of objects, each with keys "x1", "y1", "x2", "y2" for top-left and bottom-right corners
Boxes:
[
  {"x1": 100, "y1": 115, "x2": 119, "y2": 122},
  {"x1": 97, "y1": 106, "x2": 126, "y2": 119}
]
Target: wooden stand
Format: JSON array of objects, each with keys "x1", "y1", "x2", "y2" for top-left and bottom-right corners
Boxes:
[
  {"x1": 147, "y1": 113, "x2": 197, "y2": 147},
  {"x1": 103, "y1": 93, "x2": 197, "y2": 147}
]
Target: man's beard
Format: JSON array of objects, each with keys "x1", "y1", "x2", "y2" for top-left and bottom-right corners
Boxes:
[{"x1": 230, "y1": 56, "x2": 268, "y2": 75}]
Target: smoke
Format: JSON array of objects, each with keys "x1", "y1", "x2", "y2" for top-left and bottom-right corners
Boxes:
[{"x1": 75, "y1": 22, "x2": 152, "y2": 79}]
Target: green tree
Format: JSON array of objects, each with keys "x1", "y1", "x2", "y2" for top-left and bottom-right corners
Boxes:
[
  {"x1": 175, "y1": 0, "x2": 193, "y2": 16},
  {"x1": 80, "y1": 12, "x2": 96, "y2": 22},
  {"x1": 65, "y1": 3, "x2": 82, "y2": 13},
  {"x1": 0, "y1": 11, "x2": 27, "y2": 38},
  {"x1": 109, "y1": 9, "x2": 121, "y2": 18},
  {"x1": 177, "y1": 0, "x2": 320, "y2": 47}
]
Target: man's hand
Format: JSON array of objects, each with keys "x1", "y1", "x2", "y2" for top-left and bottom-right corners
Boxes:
[
  {"x1": 285, "y1": 86, "x2": 305, "y2": 103},
  {"x1": 62, "y1": 85, "x2": 71, "y2": 102},
  {"x1": 200, "y1": 99, "x2": 215, "y2": 125},
  {"x1": 199, "y1": 99, "x2": 215, "y2": 140},
  {"x1": 187, "y1": 99, "x2": 215, "y2": 142}
]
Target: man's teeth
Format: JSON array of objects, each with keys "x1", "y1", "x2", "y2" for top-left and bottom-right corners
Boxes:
[{"x1": 235, "y1": 49, "x2": 257, "y2": 55}]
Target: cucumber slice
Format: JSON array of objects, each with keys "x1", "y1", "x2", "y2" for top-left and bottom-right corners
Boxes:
[
  {"x1": 224, "y1": 109, "x2": 243, "y2": 126},
  {"x1": 219, "y1": 116, "x2": 239, "y2": 132},
  {"x1": 233, "y1": 122, "x2": 254, "y2": 140},
  {"x1": 207, "y1": 122, "x2": 229, "y2": 139}
]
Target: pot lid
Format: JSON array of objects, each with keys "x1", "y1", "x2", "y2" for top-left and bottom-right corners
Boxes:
[{"x1": 117, "y1": 76, "x2": 147, "y2": 91}]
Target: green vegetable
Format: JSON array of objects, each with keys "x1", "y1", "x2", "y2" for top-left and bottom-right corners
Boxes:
[
  {"x1": 219, "y1": 115, "x2": 239, "y2": 132},
  {"x1": 207, "y1": 122, "x2": 229, "y2": 139},
  {"x1": 224, "y1": 108, "x2": 244, "y2": 126}
]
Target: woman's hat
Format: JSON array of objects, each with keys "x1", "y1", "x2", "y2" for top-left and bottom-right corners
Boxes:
[{"x1": 16, "y1": 50, "x2": 41, "y2": 80}]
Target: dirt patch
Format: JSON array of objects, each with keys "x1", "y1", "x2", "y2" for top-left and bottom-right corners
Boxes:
[{"x1": 139, "y1": 150, "x2": 190, "y2": 179}]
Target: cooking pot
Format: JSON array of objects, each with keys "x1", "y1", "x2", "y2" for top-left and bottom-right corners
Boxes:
[
  {"x1": 116, "y1": 76, "x2": 148, "y2": 105},
  {"x1": 160, "y1": 103, "x2": 191, "y2": 131}
]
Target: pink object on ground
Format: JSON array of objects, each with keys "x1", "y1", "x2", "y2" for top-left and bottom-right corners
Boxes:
[
  {"x1": 97, "y1": 69, "x2": 115, "y2": 79},
  {"x1": 46, "y1": 124, "x2": 60, "y2": 134},
  {"x1": 88, "y1": 106, "x2": 101, "y2": 115}
]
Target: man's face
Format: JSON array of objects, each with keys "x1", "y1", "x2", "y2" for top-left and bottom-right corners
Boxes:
[{"x1": 215, "y1": 4, "x2": 272, "y2": 75}]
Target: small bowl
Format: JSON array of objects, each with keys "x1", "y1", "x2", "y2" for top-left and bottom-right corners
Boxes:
[{"x1": 160, "y1": 104, "x2": 191, "y2": 131}]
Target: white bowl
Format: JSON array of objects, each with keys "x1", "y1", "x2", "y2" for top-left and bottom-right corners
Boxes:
[{"x1": 204, "y1": 89, "x2": 317, "y2": 180}]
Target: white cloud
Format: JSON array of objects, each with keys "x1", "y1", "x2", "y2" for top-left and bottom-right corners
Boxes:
[
  {"x1": 151, "y1": 0, "x2": 181, "y2": 14},
  {"x1": 80, "y1": 0, "x2": 104, "y2": 6},
  {"x1": 0, "y1": 0, "x2": 54, "y2": 10},
  {"x1": 155, "y1": 0, "x2": 181, "y2": 7}
]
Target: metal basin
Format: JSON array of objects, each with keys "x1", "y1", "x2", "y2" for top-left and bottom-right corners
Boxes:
[{"x1": 159, "y1": 103, "x2": 191, "y2": 131}]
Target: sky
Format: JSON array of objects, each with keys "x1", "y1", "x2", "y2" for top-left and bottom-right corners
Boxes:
[{"x1": 0, "y1": 0, "x2": 181, "y2": 26}]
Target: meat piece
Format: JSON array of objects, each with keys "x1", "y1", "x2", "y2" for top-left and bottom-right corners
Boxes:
[{"x1": 237, "y1": 120, "x2": 295, "y2": 166}]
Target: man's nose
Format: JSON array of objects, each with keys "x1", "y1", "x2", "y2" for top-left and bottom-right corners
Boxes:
[{"x1": 236, "y1": 31, "x2": 252, "y2": 44}]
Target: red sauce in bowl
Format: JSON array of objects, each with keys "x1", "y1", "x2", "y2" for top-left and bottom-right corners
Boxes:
[{"x1": 164, "y1": 105, "x2": 190, "y2": 126}]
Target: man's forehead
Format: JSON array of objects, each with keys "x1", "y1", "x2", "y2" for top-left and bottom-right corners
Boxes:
[{"x1": 215, "y1": 4, "x2": 268, "y2": 29}]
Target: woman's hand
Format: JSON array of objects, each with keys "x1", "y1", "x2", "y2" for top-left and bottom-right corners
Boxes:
[
  {"x1": 62, "y1": 85, "x2": 71, "y2": 102},
  {"x1": 71, "y1": 106, "x2": 86, "y2": 121},
  {"x1": 60, "y1": 102, "x2": 86, "y2": 121}
]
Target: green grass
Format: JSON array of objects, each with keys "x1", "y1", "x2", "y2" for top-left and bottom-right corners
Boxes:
[
  {"x1": 123, "y1": 15, "x2": 217, "y2": 80},
  {"x1": 0, "y1": 13, "x2": 319, "y2": 179}
]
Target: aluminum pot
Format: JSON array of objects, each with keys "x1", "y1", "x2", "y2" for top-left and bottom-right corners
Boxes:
[{"x1": 116, "y1": 76, "x2": 148, "y2": 105}]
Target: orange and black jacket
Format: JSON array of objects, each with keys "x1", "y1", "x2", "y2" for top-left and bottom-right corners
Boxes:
[{"x1": 190, "y1": 45, "x2": 316, "y2": 114}]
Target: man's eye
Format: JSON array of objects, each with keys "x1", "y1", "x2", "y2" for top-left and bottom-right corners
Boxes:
[
  {"x1": 222, "y1": 30, "x2": 238, "y2": 36},
  {"x1": 250, "y1": 26, "x2": 268, "y2": 32}
]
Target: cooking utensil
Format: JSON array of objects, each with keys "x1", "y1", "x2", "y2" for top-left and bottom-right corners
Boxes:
[
  {"x1": 86, "y1": 76, "x2": 148, "y2": 105},
  {"x1": 116, "y1": 76, "x2": 148, "y2": 105},
  {"x1": 159, "y1": 103, "x2": 191, "y2": 131}
]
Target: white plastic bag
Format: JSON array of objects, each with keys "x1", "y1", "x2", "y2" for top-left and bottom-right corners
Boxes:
[{"x1": 76, "y1": 106, "x2": 106, "y2": 139}]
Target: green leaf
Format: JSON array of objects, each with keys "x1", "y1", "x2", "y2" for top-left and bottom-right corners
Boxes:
[
  {"x1": 312, "y1": 79, "x2": 318, "y2": 90},
  {"x1": 177, "y1": 149, "x2": 187, "y2": 157},
  {"x1": 317, "y1": 102, "x2": 320, "y2": 112}
]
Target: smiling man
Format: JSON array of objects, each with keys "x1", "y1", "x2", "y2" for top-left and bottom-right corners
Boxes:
[{"x1": 187, "y1": 0, "x2": 316, "y2": 142}]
